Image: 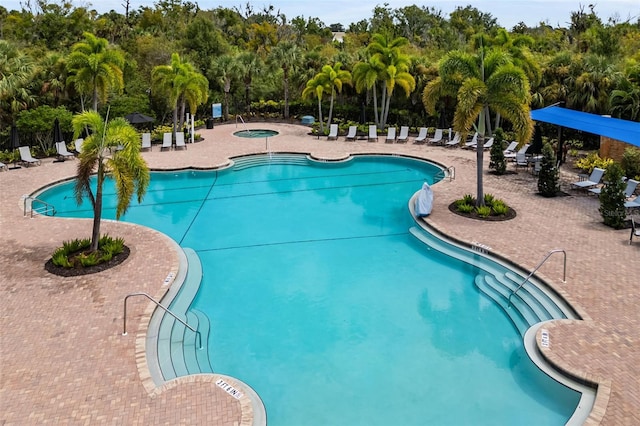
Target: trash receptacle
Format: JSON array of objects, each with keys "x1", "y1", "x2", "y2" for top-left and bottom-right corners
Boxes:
[
  {"x1": 206, "y1": 118, "x2": 214, "y2": 129},
  {"x1": 301, "y1": 115, "x2": 314, "y2": 125}
]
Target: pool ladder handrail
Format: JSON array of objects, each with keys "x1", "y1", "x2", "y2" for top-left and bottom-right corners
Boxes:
[
  {"x1": 23, "y1": 195, "x2": 56, "y2": 217},
  {"x1": 507, "y1": 249, "x2": 566, "y2": 308},
  {"x1": 123, "y1": 292, "x2": 202, "y2": 349},
  {"x1": 235, "y1": 114, "x2": 252, "y2": 134}
]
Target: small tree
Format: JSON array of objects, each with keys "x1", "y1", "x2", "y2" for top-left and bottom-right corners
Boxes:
[
  {"x1": 489, "y1": 128, "x2": 507, "y2": 175},
  {"x1": 537, "y1": 142, "x2": 559, "y2": 197},
  {"x1": 599, "y1": 163, "x2": 627, "y2": 229}
]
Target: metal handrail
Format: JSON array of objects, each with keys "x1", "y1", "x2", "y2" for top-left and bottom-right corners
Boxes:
[
  {"x1": 446, "y1": 166, "x2": 455, "y2": 181},
  {"x1": 123, "y1": 292, "x2": 202, "y2": 349},
  {"x1": 508, "y1": 249, "x2": 566, "y2": 307},
  {"x1": 23, "y1": 196, "x2": 56, "y2": 217}
]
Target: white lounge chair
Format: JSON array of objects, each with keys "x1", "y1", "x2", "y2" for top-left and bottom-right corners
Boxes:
[
  {"x1": 571, "y1": 167, "x2": 605, "y2": 190},
  {"x1": 141, "y1": 132, "x2": 152, "y2": 151},
  {"x1": 414, "y1": 127, "x2": 428, "y2": 144},
  {"x1": 56, "y1": 141, "x2": 75, "y2": 160},
  {"x1": 630, "y1": 216, "x2": 640, "y2": 244},
  {"x1": 481, "y1": 137, "x2": 494, "y2": 150},
  {"x1": 427, "y1": 128, "x2": 444, "y2": 145},
  {"x1": 385, "y1": 127, "x2": 396, "y2": 143},
  {"x1": 444, "y1": 132, "x2": 462, "y2": 147},
  {"x1": 463, "y1": 132, "x2": 478, "y2": 149},
  {"x1": 74, "y1": 138, "x2": 84, "y2": 154},
  {"x1": 18, "y1": 146, "x2": 41, "y2": 166},
  {"x1": 589, "y1": 177, "x2": 636, "y2": 196},
  {"x1": 0, "y1": 161, "x2": 7, "y2": 171},
  {"x1": 368, "y1": 125, "x2": 378, "y2": 142},
  {"x1": 345, "y1": 125, "x2": 357, "y2": 141},
  {"x1": 624, "y1": 195, "x2": 640, "y2": 209},
  {"x1": 175, "y1": 132, "x2": 187, "y2": 150},
  {"x1": 161, "y1": 133, "x2": 172, "y2": 151},
  {"x1": 503, "y1": 141, "x2": 518, "y2": 155},
  {"x1": 327, "y1": 124, "x2": 339, "y2": 140},
  {"x1": 396, "y1": 126, "x2": 409, "y2": 143},
  {"x1": 505, "y1": 144, "x2": 529, "y2": 160},
  {"x1": 515, "y1": 152, "x2": 529, "y2": 168}
]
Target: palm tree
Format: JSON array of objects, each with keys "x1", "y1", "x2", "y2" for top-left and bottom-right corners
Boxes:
[
  {"x1": 0, "y1": 40, "x2": 37, "y2": 126},
  {"x1": 152, "y1": 53, "x2": 208, "y2": 139},
  {"x1": 423, "y1": 48, "x2": 533, "y2": 206},
  {"x1": 302, "y1": 63, "x2": 352, "y2": 131},
  {"x1": 209, "y1": 53, "x2": 239, "y2": 121},
  {"x1": 610, "y1": 63, "x2": 640, "y2": 121},
  {"x1": 353, "y1": 57, "x2": 384, "y2": 128},
  {"x1": 66, "y1": 32, "x2": 124, "y2": 111},
  {"x1": 356, "y1": 33, "x2": 416, "y2": 129},
  {"x1": 268, "y1": 41, "x2": 302, "y2": 119},
  {"x1": 72, "y1": 110, "x2": 150, "y2": 251},
  {"x1": 236, "y1": 51, "x2": 262, "y2": 114}
]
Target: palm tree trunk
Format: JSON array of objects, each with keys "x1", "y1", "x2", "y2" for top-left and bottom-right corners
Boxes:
[
  {"x1": 179, "y1": 100, "x2": 186, "y2": 129},
  {"x1": 378, "y1": 85, "x2": 388, "y2": 129},
  {"x1": 92, "y1": 86, "x2": 98, "y2": 111},
  {"x1": 317, "y1": 97, "x2": 324, "y2": 133},
  {"x1": 382, "y1": 95, "x2": 392, "y2": 129},
  {"x1": 91, "y1": 162, "x2": 104, "y2": 251},
  {"x1": 372, "y1": 85, "x2": 379, "y2": 127},
  {"x1": 476, "y1": 110, "x2": 486, "y2": 207},
  {"x1": 283, "y1": 71, "x2": 290, "y2": 119},
  {"x1": 327, "y1": 90, "x2": 335, "y2": 129},
  {"x1": 172, "y1": 107, "x2": 178, "y2": 142}
]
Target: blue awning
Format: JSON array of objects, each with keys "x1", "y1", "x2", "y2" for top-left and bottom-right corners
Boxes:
[{"x1": 530, "y1": 106, "x2": 640, "y2": 148}]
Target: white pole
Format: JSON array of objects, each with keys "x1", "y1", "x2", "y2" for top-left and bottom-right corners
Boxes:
[{"x1": 191, "y1": 115, "x2": 195, "y2": 144}]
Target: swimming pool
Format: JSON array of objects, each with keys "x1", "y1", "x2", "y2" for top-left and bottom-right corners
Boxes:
[{"x1": 36, "y1": 154, "x2": 584, "y2": 425}]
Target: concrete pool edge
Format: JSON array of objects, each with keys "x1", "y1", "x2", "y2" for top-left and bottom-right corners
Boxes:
[
  {"x1": 137, "y1": 237, "x2": 266, "y2": 425},
  {"x1": 408, "y1": 192, "x2": 601, "y2": 424}
]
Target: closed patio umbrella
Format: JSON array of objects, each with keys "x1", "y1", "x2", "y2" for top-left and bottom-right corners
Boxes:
[
  {"x1": 53, "y1": 118, "x2": 63, "y2": 143},
  {"x1": 10, "y1": 124, "x2": 22, "y2": 169},
  {"x1": 125, "y1": 112, "x2": 154, "y2": 124}
]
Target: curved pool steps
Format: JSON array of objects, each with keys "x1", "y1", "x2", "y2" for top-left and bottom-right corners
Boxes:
[{"x1": 231, "y1": 153, "x2": 309, "y2": 171}]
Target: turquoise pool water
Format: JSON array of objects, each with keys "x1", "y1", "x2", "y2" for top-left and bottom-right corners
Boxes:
[
  {"x1": 37, "y1": 154, "x2": 580, "y2": 425},
  {"x1": 233, "y1": 129, "x2": 279, "y2": 138}
]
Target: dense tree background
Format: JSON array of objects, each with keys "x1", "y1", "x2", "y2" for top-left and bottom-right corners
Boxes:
[{"x1": 1, "y1": 1, "x2": 639, "y2": 151}]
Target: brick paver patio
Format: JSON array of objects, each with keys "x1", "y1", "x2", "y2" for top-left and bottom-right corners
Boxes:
[{"x1": 1, "y1": 122, "x2": 638, "y2": 425}]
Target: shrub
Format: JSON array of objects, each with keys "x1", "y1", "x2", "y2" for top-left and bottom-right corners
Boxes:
[
  {"x1": 575, "y1": 152, "x2": 614, "y2": 174},
  {"x1": 537, "y1": 142, "x2": 560, "y2": 197},
  {"x1": 51, "y1": 235, "x2": 124, "y2": 268},
  {"x1": 483, "y1": 193, "x2": 496, "y2": 207},
  {"x1": 599, "y1": 163, "x2": 627, "y2": 229},
  {"x1": 621, "y1": 147, "x2": 640, "y2": 180},
  {"x1": 492, "y1": 201, "x2": 510, "y2": 215},
  {"x1": 457, "y1": 203, "x2": 474, "y2": 213},
  {"x1": 476, "y1": 205, "x2": 492, "y2": 217},
  {"x1": 461, "y1": 194, "x2": 475, "y2": 205}
]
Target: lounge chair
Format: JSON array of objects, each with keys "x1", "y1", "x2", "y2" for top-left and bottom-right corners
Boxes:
[
  {"x1": 175, "y1": 132, "x2": 187, "y2": 150},
  {"x1": 56, "y1": 141, "x2": 75, "y2": 160},
  {"x1": 18, "y1": 146, "x2": 41, "y2": 166},
  {"x1": 397, "y1": 126, "x2": 409, "y2": 143},
  {"x1": 444, "y1": 132, "x2": 462, "y2": 147},
  {"x1": 503, "y1": 141, "x2": 518, "y2": 155},
  {"x1": 0, "y1": 161, "x2": 7, "y2": 171},
  {"x1": 345, "y1": 125, "x2": 357, "y2": 141},
  {"x1": 414, "y1": 127, "x2": 428, "y2": 144},
  {"x1": 463, "y1": 132, "x2": 478, "y2": 149},
  {"x1": 368, "y1": 125, "x2": 378, "y2": 142},
  {"x1": 74, "y1": 138, "x2": 84, "y2": 154},
  {"x1": 161, "y1": 132, "x2": 172, "y2": 151},
  {"x1": 385, "y1": 127, "x2": 396, "y2": 143},
  {"x1": 515, "y1": 152, "x2": 529, "y2": 169},
  {"x1": 589, "y1": 177, "x2": 636, "y2": 196},
  {"x1": 630, "y1": 217, "x2": 640, "y2": 244},
  {"x1": 141, "y1": 132, "x2": 152, "y2": 151},
  {"x1": 571, "y1": 167, "x2": 605, "y2": 190},
  {"x1": 327, "y1": 124, "x2": 339, "y2": 140},
  {"x1": 481, "y1": 137, "x2": 494, "y2": 150},
  {"x1": 624, "y1": 195, "x2": 640, "y2": 209},
  {"x1": 505, "y1": 144, "x2": 529, "y2": 160},
  {"x1": 427, "y1": 128, "x2": 444, "y2": 145}
]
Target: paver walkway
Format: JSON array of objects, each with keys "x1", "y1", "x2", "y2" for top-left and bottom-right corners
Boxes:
[{"x1": 1, "y1": 123, "x2": 638, "y2": 425}]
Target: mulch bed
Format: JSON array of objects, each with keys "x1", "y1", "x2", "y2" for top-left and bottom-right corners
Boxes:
[
  {"x1": 44, "y1": 246, "x2": 130, "y2": 277},
  {"x1": 448, "y1": 202, "x2": 517, "y2": 221}
]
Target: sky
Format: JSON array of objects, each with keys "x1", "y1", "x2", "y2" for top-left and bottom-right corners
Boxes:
[{"x1": 4, "y1": 0, "x2": 640, "y2": 29}]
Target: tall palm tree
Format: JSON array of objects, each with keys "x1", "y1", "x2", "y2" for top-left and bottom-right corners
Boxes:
[
  {"x1": 302, "y1": 73, "x2": 330, "y2": 133},
  {"x1": 236, "y1": 51, "x2": 262, "y2": 114},
  {"x1": 353, "y1": 57, "x2": 384, "y2": 127},
  {"x1": 610, "y1": 63, "x2": 640, "y2": 121},
  {"x1": 358, "y1": 33, "x2": 415, "y2": 129},
  {"x1": 152, "y1": 53, "x2": 208, "y2": 139},
  {"x1": 66, "y1": 32, "x2": 124, "y2": 111},
  {"x1": 423, "y1": 49, "x2": 533, "y2": 206},
  {"x1": 568, "y1": 54, "x2": 616, "y2": 114},
  {"x1": 209, "y1": 53, "x2": 239, "y2": 121},
  {"x1": 268, "y1": 41, "x2": 302, "y2": 119},
  {"x1": 303, "y1": 63, "x2": 352, "y2": 131},
  {"x1": 72, "y1": 110, "x2": 150, "y2": 252}
]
